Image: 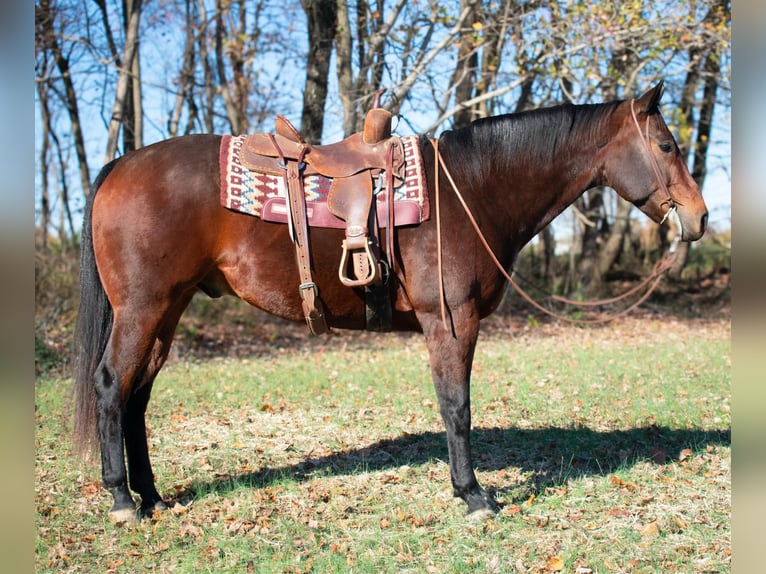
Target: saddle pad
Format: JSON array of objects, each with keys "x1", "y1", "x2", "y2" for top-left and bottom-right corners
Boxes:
[{"x1": 219, "y1": 134, "x2": 429, "y2": 228}]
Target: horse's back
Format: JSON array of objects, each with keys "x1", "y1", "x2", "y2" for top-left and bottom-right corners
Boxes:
[{"x1": 94, "y1": 134, "x2": 223, "y2": 214}]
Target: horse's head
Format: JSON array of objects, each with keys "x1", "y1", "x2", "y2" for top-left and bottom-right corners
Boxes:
[{"x1": 603, "y1": 81, "x2": 708, "y2": 241}]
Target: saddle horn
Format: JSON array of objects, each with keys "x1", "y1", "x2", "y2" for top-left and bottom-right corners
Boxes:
[{"x1": 364, "y1": 89, "x2": 392, "y2": 144}]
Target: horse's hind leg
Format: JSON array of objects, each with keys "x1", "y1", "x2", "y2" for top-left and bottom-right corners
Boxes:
[
  {"x1": 123, "y1": 380, "x2": 164, "y2": 517},
  {"x1": 123, "y1": 294, "x2": 194, "y2": 518},
  {"x1": 96, "y1": 300, "x2": 182, "y2": 523},
  {"x1": 95, "y1": 324, "x2": 154, "y2": 523}
]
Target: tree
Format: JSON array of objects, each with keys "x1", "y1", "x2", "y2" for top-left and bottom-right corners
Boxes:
[
  {"x1": 447, "y1": 0, "x2": 480, "y2": 129},
  {"x1": 99, "y1": 0, "x2": 143, "y2": 162},
  {"x1": 167, "y1": 0, "x2": 199, "y2": 138},
  {"x1": 299, "y1": 0, "x2": 337, "y2": 143}
]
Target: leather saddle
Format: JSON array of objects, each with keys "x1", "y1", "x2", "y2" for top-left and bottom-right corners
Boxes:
[{"x1": 239, "y1": 92, "x2": 404, "y2": 334}]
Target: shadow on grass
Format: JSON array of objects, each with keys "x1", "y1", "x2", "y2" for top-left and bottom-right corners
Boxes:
[{"x1": 175, "y1": 424, "x2": 730, "y2": 506}]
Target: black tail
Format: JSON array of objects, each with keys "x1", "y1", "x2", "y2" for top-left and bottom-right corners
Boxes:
[{"x1": 73, "y1": 159, "x2": 120, "y2": 457}]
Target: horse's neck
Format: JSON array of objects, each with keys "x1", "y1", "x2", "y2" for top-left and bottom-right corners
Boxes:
[
  {"x1": 521, "y1": 149, "x2": 604, "y2": 237},
  {"x1": 454, "y1": 107, "x2": 613, "y2": 245}
]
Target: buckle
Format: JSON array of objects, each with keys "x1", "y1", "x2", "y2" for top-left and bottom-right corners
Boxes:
[{"x1": 299, "y1": 281, "x2": 318, "y2": 297}]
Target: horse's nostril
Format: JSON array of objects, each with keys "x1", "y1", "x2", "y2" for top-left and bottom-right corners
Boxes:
[{"x1": 701, "y1": 212, "x2": 709, "y2": 232}]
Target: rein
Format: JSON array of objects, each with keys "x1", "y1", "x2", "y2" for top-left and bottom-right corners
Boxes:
[{"x1": 430, "y1": 101, "x2": 681, "y2": 329}]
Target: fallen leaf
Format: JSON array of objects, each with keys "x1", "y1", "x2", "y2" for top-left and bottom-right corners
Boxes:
[
  {"x1": 609, "y1": 475, "x2": 636, "y2": 492},
  {"x1": 673, "y1": 516, "x2": 689, "y2": 529},
  {"x1": 638, "y1": 521, "x2": 660, "y2": 537},
  {"x1": 546, "y1": 555, "x2": 564, "y2": 571},
  {"x1": 505, "y1": 505, "x2": 523, "y2": 516},
  {"x1": 607, "y1": 508, "x2": 631, "y2": 517}
]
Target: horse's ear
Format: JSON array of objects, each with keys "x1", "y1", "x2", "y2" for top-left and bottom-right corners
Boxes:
[{"x1": 636, "y1": 80, "x2": 664, "y2": 113}]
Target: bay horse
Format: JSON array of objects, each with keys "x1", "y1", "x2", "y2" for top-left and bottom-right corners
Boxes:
[{"x1": 74, "y1": 82, "x2": 708, "y2": 524}]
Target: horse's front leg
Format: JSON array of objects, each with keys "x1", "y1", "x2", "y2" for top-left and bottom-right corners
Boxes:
[{"x1": 421, "y1": 307, "x2": 496, "y2": 519}]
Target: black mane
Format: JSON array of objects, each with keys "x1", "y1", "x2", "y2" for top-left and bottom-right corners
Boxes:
[{"x1": 439, "y1": 100, "x2": 622, "y2": 184}]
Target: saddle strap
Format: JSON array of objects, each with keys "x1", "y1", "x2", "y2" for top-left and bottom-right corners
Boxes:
[
  {"x1": 385, "y1": 143, "x2": 395, "y2": 270},
  {"x1": 273, "y1": 136, "x2": 329, "y2": 335}
]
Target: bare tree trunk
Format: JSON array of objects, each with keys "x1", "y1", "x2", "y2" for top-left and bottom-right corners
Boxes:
[
  {"x1": 475, "y1": 1, "x2": 512, "y2": 119},
  {"x1": 231, "y1": 3, "x2": 250, "y2": 133},
  {"x1": 538, "y1": 225, "x2": 555, "y2": 282},
  {"x1": 36, "y1": 78, "x2": 52, "y2": 249},
  {"x1": 168, "y1": 0, "x2": 197, "y2": 137},
  {"x1": 595, "y1": 197, "x2": 633, "y2": 278},
  {"x1": 336, "y1": 0, "x2": 356, "y2": 136},
  {"x1": 104, "y1": 0, "x2": 143, "y2": 162},
  {"x1": 449, "y1": 0, "x2": 479, "y2": 129},
  {"x1": 300, "y1": 0, "x2": 338, "y2": 144},
  {"x1": 215, "y1": 0, "x2": 247, "y2": 134},
  {"x1": 198, "y1": 0, "x2": 215, "y2": 134},
  {"x1": 131, "y1": 33, "x2": 143, "y2": 148},
  {"x1": 369, "y1": 0, "x2": 385, "y2": 89},
  {"x1": 574, "y1": 190, "x2": 605, "y2": 293},
  {"x1": 121, "y1": 0, "x2": 138, "y2": 153}
]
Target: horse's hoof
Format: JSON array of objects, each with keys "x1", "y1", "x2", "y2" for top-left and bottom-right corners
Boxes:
[
  {"x1": 108, "y1": 507, "x2": 139, "y2": 526},
  {"x1": 467, "y1": 507, "x2": 497, "y2": 522}
]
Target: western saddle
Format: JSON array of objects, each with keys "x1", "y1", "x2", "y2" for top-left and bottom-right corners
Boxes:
[{"x1": 239, "y1": 91, "x2": 405, "y2": 335}]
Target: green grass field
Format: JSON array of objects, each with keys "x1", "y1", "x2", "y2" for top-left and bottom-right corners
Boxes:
[{"x1": 35, "y1": 315, "x2": 730, "y2": 573}]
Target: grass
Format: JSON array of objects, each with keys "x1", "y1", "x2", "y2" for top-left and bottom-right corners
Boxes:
[{"x1": 35, "y1": 314, "x2": 730, "y2": 573}]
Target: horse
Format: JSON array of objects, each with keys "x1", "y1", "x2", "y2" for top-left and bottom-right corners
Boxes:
[{"x1": 73, "y1": 82, "x2": 708, "y2": 524}]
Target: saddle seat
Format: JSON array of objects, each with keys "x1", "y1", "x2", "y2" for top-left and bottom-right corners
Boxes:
[{"x1": 241, "y1": 108, "x2": 403, "y2": 180}]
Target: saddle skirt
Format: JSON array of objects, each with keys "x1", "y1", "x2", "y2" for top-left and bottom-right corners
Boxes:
[{"x1": 218, "y1": 134, "x2": 429, "y2": 228}]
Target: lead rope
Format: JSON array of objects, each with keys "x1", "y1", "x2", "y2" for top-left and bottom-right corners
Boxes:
[{"x1": 430, "y1": 137, "x2": 676, "y2": 328}]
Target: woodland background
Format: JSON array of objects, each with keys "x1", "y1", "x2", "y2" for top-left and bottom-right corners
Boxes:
[{"x1": 34, "y1": 0, "x2": 731, "y2": 372}]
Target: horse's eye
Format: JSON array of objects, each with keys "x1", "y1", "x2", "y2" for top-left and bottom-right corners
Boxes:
[{"x1": 658, "y1": 141, "x2": 674, "y2": 154}]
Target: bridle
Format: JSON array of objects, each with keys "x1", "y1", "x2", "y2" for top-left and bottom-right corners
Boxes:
[
  {"x1": 429, "y1": 99, "x2": 683, "y2": 330},
  {"x1": 629, "y1": 98, "x2": 679, "y2": 225}
]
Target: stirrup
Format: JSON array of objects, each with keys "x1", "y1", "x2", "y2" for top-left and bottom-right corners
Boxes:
[{"x1": 338, "y1": 238, "x2": 379, "y2": 287}]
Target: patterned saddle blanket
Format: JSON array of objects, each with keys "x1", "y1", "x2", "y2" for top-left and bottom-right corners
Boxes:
[{"x1": 218, "y1": 134, "x2": 429, "y2": 228}]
